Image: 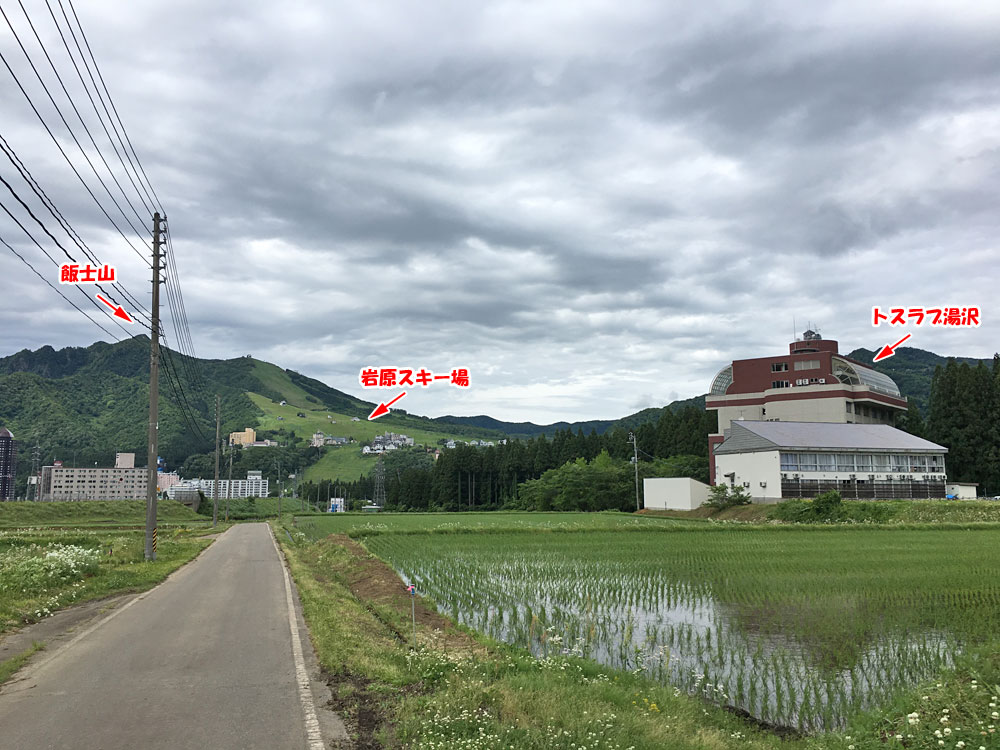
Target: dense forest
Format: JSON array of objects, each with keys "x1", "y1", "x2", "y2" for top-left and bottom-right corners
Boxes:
[{"x1": 924, "y1": 356, "x2": 1000, "y2": 495}]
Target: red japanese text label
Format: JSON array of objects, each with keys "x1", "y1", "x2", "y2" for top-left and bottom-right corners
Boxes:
[
  {"x1": 59, "y1": 263, "x2": 116, "y2": 284},
  {"x1": 359, "y1": 367, "x2": 470, "y2": 388},
  {"x1": 872, "y1": 307, "x2": 980, "y2": 327}
]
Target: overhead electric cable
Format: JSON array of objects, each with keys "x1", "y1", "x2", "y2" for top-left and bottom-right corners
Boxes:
[
  {"x1": 0, "y1": 132, "x2": 153, "y2": 324},
  {"x1": 0, "y1": 195, "x2": 139, "y2": 339},
  {"x1": 5, "y1": 1, "x2": 150, "y2": 236},
  {"x1": 0, "y1": 167, "x2": 144, "y2": 322},
  {"x1": 41, "y1": 0, "x2": 156, "y2": 217},
  {"x1": 0, "y1": 20, "x2": 149, "y2": 262},
  {"x1": 63, "y1": 0, "x2": 164, "y2": 213},
  {"x1": 0, "y1": 231, "x2": 121, "y2": 340}
]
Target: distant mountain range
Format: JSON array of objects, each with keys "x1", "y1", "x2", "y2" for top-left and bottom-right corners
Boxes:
[{"x1": 436, "y1": 395, "x2": 707, "y2": 438}]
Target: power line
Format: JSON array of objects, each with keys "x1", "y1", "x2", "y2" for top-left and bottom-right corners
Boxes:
[
  {"x1": 9, "y1": 0, "x2": 150, "y2": 233},
  {"x1": 0, "y1": 132, "x2": 153, "y2": 324},
  {"x1": 0, "y1": 15, "x2": 148, "y2": 262},
  {"x1": 0, "y1": 166, "x2": 145, "y2": 323},
  {"x1": 42, "y1": 0, "x2": 156, "y2": 218},
  {"x1": 62, "y1": 0, "x2": 164, "y2": 214},
  {"x1": 0, "y1": 231, "x2": 121, "y2": 340},
  {"x1": 0, "y1": 194, "x2": 138, "y2": 339}
]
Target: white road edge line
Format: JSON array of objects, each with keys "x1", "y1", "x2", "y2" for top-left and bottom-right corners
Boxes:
[
  {"x1": 269, "y1": 524, "x2": 325, "y2": 750},
  {"x1": 4, "y1": 528, "x2": 216, "y2": 689},
  {"x1": 8, "y1": 589, "x2": 146, "y2": 684}
]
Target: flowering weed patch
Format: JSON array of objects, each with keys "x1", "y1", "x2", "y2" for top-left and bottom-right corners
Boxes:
[{"x1": 0, "y1": 528, "x2": 211, "y2": 633}]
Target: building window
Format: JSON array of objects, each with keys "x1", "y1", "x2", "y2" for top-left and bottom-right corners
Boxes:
[
  {"x1": 780, "y1": 453, "x2": 798, "y2": 471},
  {"x1": 771, "y1": 380, "x2": 791, "y2": 389},
  {"x1": 817, "y1": 454, "x2": 836, "y2": 471},
  {"x1": 794, "y1": 359, "x2": 820, "y2": 371},
  {"x1": 771, "y1": 362, "x2": 789, "y2": 372},
  {"x1": 799, "y1": 453, "x2": 819, "y2": 471},
  {"x1": 846, "y1": 402, "x2": 853, "y2": 413},
  {"x1": 836, "y1": 453, "x2": 855, "y2": 471}
]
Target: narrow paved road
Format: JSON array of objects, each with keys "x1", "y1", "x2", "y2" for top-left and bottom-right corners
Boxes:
[{"x1": 0, "y1": 523, "x2": 331, "y2": 749}]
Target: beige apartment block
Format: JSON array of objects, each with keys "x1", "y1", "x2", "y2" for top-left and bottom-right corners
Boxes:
[{"x1": 229, "y1": 428, "x2": 257, "y2": 446}]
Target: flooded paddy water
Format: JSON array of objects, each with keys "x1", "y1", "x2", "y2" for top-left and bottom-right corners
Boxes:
[{"x1": 364, "y1": 527, "x2": 1000, "y2": 732}]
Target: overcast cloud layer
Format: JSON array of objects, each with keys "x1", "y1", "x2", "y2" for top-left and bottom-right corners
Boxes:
[{"x1": 1, "y1": 0, "x2": 998, "y2": 422}]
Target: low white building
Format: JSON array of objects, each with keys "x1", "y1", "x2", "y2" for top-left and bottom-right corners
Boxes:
[
  {"x1": 946, "y1": 482, "x2": 978, "y2": 499},
  {"x1": 714, "y1": 421, "x2": 948, "y2": 503},
  {"x1": 643, "y1": 477, "x2": 711, "y2": 510}
]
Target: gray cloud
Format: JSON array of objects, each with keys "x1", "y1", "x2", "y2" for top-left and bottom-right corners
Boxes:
[{"x1": 2, "y1": 0, "x2": 999, "y2": 422}]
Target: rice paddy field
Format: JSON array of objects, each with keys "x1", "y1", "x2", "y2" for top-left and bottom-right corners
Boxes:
[
  {"x1": 344, "y1": 521, "x2": 1000, "y2": 734},
  {"x1": 294, "y1": 510, "x2": 694, "y2": 539}
]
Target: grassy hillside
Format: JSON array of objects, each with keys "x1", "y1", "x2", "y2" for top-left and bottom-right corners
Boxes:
[{"x1": 247, "y1": 393, "x2": 497, "y2": 483}]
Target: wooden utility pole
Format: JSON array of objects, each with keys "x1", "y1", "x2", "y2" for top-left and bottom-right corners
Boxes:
[
  {"x1": 213, "y1": 394, "x2": 220, "y2": 527},
  {"x1": 144, "y1": 213, "x2": 163, "y2": 561},
  {"x1": 226, "y1": 442, "x2": 233, "y2": 522},
  {"x1": 630, "y1": 431, "x2": 640, "y2": 511}
]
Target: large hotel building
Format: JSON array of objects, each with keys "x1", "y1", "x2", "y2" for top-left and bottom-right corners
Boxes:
[{"x1": 705, "y1": 330, "x2": 951, "y2": 501}]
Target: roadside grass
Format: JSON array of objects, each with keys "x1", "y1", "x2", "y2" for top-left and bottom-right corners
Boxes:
[
  {"x1": 280, "y1": 514, "x2": 1000, "y2": 750},
  {"x1": 278, "y1": 525, "x2": 794, "y2": 750},
  {"x1": 0, "y1": 527, "x2": 212, "y2": 634},
  {"x1": 0, "y1": 641, "x2": 44, "y2": 685},
  {"x1": 0, "y1": 500, "x2": 201, "y2": 528}
]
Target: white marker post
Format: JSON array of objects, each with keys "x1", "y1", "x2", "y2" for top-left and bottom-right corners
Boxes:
[{"x1": 407, "y1": 584, "x2": 417, "y2": 648}]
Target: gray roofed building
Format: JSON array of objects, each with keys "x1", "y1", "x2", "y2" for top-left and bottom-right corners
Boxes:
[
  {"x1": 713, "y1": 421, "x2": 950, "y2": 503},
  {"x1": 715, "y1": 421, "x2": 947, "y2": 455}
]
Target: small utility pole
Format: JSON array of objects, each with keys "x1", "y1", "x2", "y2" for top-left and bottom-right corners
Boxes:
[
  {"x1": 144, "y1": 212, "x2": 163, "y2": 561},
  {"x1": 213, "y1": 394, "x2": 220, "y2": 527},
  {"x1": 226, "y1": 442, "x2": 233, "y2": 522},
  {"x1": 629, "y1": 432, "x2": 640, "y2": 511}
]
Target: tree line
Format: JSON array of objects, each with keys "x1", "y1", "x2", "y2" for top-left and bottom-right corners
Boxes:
[
  {"x1": 924, "y1": 355, "x2": 1000, "y2": 495},
  {"x1": 300, "y1": 406, "x2": 716, "y2": 511}
]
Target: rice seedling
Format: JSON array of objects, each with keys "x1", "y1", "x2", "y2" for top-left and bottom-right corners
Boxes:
[{"x1": 362, "y1": 526, "x2": 1000, "y2": 732}]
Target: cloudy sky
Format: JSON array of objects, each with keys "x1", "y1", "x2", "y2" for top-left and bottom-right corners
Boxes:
[{"x1": 1, "y1": 0, "x2": 998, "y2": 423}]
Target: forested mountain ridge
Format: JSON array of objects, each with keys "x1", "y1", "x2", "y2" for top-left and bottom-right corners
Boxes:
[{"x1": 847, "y1": 346, "x2": 992, "y2": 414}]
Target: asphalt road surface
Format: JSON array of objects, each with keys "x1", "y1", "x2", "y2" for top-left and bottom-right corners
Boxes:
[{"x1": 0, "y1": 523, "x2": 335, "y2": 749}]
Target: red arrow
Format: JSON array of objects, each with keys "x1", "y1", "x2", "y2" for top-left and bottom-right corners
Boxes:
[
  {"x1": 368, "y1": 391, "x2": 406, "y2": 420},
  {"x1": 95, "y1": 293, "x2": 133, "y2": 323},
  {"x1": 873, "y1": 333, "x2": 911, "y2": 362}
]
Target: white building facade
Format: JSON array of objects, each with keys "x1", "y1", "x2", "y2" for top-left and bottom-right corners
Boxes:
[
  {"x1": 166, "y1": 470, "x2": 269, "y2": 500},
  {"x1": 714, "y1": 421, "x2": 948, "y2": 503},
  {"x1": 40, "y1": 452, "x2": 155, "y2": 501}
]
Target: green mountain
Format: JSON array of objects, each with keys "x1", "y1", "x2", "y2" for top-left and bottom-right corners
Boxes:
[
  {"x1": 846, "y1": 346, "x2": 993, "y2": 414},
  {"x1": 0, "y1": 337, "x2": 499, "y2": 495}
]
